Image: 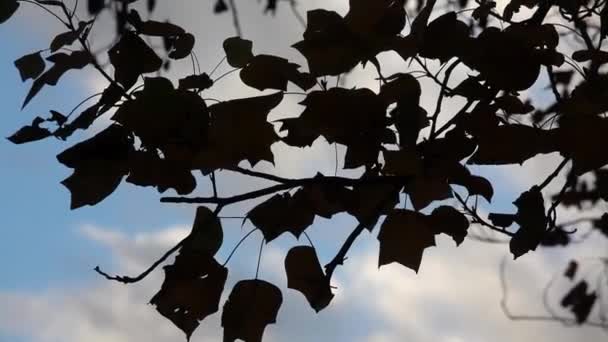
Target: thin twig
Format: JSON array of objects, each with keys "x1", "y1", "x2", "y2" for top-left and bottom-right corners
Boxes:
[
  {"x1": 228, "y1": 0, "x2": 242, "y2": 37},
  {"x1": 94, "y1": 205, "x2": 224, "y2": 283}
]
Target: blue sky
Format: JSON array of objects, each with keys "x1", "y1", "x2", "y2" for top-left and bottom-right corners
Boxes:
[{"x1": 1, "y1": 1, "x2": 607, "y2": 342}]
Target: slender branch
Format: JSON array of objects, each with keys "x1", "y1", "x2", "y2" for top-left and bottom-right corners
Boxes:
[
  {"x1": 324, "y1": 186, "x2": 401, "y2": 280},
  {"x1": 431, "y1": 100, "x2": 473, "y2": 139},
  {"x1": 161, "y1": 175, "x2": 412, "y2": 206},
  {"x1": 95, "y1": 205, "x2": 224, "y2": 284},
  {"x1": 19, "y1": 0, "x2": 69, "y2": 26},
  {"x1": 289, "y1": 0, "x2": 306, "y2": 29},
  {"x1": 223, "y1": 228, "x2": 258, "y2": 266},
  {"x1": 430, "y1": 59, "x2": 461, "y2": 138},
  {"x1": 228, "y1": 0, "x2": 242, "y2": 37},
  {"x1": 453, "y1": 191, "x2": 515, "y2": 237},
  {"x1": 538, "y1": 158, "x2": 570, "y2": 190}
]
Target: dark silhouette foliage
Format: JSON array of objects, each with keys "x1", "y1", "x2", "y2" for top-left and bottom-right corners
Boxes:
[{"x1": 5, "y1": 0, "x2": 608, "y2": 339}]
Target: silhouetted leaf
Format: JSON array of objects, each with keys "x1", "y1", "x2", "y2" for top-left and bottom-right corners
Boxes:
[
  {"x1": 378, "y1": 209, "x2": 436, "y2": 272},
  {"x1": 347, "y1": 181, "x2": 400, "y2": 229},
  {"x1": 461, "y1": 24, "x2": 545, "y2": 91},
  {"x1": 187, "y1": 206, "x2": 223, "y2": 255},
  {"x1": 57, "y1": 124, "x2": 133, "y2": 209},
  {"x1": 126, "y1": 151, "x2": 196, "y2": 195},
  {"x1": 23, "y1": 50, "x2": 92, "y2": 108},
  {"x1": 468, "y1": 124, "x2": 558, "y2": 166},
  {"x1": 222, "y1": 279, "x2": 282, "y2": 342},
  {"x1": 494, "y1": 95, "x2": 534, "y2": 115},
  {"x1": 0, "y1": 0, "x2": 19, "y2": 24},
  {"x1": 280, "y1": 88, "x2": 387, "y2": 152},
  {"x1": 54, "y1": 103, "x2": 101, "y2": 140},
  {"x1": 419, "y1": 12, "x2": 470, "y2": 63},
  {"x1": 429, "y1": 205, "x2": 470, "y2": 245},
  {"x1": 240, "y1": 55, "x2": 316, "y2": 91},
  {"x1": 113, "y1": 77, "x2": 209, "y2": 156},
  {"x1": 168, "y1": 33, "x2": 195, "y2": 59},
  {"x1": 293, "y1": 10, "x2": 362, "y2": 76},
  {"x1": 378, "y1": 73, "x2": 421, "y2": 105},
  {"x1": 285, "y1": 246, "x2": 334, "y2": 312},
  {"x1": 223, "y1": 36, "x2": 254, "y2": 68},
  {"x1": 247, "y1": 192, "x2": 315, "y2": 242},
  {"x1": 50, "y1": 21, "x2": 89, "y2": 52},
  {"x1": 130, "y1": 13, "x2": 185, "y2": 37},
  {"x1": 214, "y1": 0, "x2": 228, "y2": 13},
  {"x1": 560, "y1": 281, "x2": 597, "y2": 324},
  {"x1": 178, "y1": 73, "x2": 213, "y2": 90},
  {"x1": 509, "y1": 186, "x2": 547, "y2": 259},
  {"x1": 14, "y1": 52, "x2": 45, "y2": 81},
  {"x1": 7, "y1": 117, "x2": 52, "y2": 144},
  {"x1": 150, "y1": 250, "x2": 227, "y2": 340},
  {"x1": 195, "y1": 92, "x2": 282, "y2": 171},
  {"x1": 109, "y1": 32, "x2": 162, "y2": 89},
  {"x1": 488, "y1": 213, "x2": 516, "y2": 227}
]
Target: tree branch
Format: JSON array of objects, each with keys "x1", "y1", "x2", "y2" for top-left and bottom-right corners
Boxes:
[
  {"x1": 161, "y1": 175, "x2": 412, "y2": 205},
  {"x1": 453, "y1": 191, "x2": 515, "y2": 237},
  {"x1": 324, "y1": 186, "x2": 402, "y2": 281},
  {"x1": 94, "y1": 205, "x2": 224, "y2": 284}
]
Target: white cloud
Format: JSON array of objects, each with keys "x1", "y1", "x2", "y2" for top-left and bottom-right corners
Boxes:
[{"x1": 1, "y1": 224, "x2": 606, "y2": 342}]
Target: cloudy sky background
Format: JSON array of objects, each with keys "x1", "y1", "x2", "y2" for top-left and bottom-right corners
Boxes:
[{"x1": 1, "y1": 0, "x2": 608, "y2": 341}]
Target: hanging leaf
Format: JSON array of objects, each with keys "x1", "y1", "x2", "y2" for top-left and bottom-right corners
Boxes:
[
  {"x1": 419, "y1": 12, "x2": 470, "y2": 64},
  {"x1": 214, "y1": 0, "x2": 228, "y2": 13},
  {"x1": 14, "y1": 52, "x2": 45, "y2": 82},
  {"x1": 247, "y1": 192, "x2": 316, "y2": 242},
  {"x1": 185, "y1": 206, "x2": 223, "y2": 255},
  {"x1": 509, "y1": 186, "x2": 547, "y2": 259},
  {"x1": 168, "y1": 33, "x2": 196, "y2": 60},
  {"x1": 223, "y1": 36, "x2": 254, "y2": 68},
  {"x1": 429, "y1": 205, "x2": 470, "y2": 245},
  {"x1": 7, "y1": 117, "x2": 52, "y2": 144},
  {"x1": 0, "y1": 0, "x2": 19, "y2": 24},
  {"x1": 150, "y1": 250, "x2": 227, "y2": 340},
  {"x1": 23, "y1": 50, "x2": 92, "y2": 108},
  {"x1": 292, "y1": 10, "x2": 363, "y2": 77},
  {"x1": 112, "y1": 77, "x2": 209, "y2": 156},
  {"x1": 56, "y1": 124, "x2": 133, "y2": 209},
  {"x1": 178, "y1": 73, "x2": 213, "y2": 90},
  {"x1": 240, "y1": 54, "x2": 316, "y2": 91},
  {"x1": 194, "y1": 92, "x2": 283, "y2": 171},
  {"x1": 126, "y1": 151, "x2": 197, "y2": 195},
  {"x1": 279, "y1": 88, "x2": 387, "y2": 151},
  {"x1": 285, "y1": 246, "x2": 334, "y2": 312},
  {"x1": 378, "y1": 209, "x2": 436, "y2": 273},
  {"x1": 49, "y1": 21, "x2": 89, "y2": 52},
  {"x1": 222, "y1": 279, "x2": 282, "y2": 342},
  {"x1": 109, "y1": 32, "x2": 162, "y2": 89}
]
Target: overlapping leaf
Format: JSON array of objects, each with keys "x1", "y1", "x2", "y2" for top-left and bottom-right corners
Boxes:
[
  {"x1": 222, "y1": 279, "x2": 282, "y2": 342},
  {"x1": 56, "y1": 124, "x2": 134, "y2": 209},
  {"x1": 151, "y1": 206, "x2": 226, "y2": 339},
  {"x1": 194, "y1": 92, "x2": 283, "y2": 171}
]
